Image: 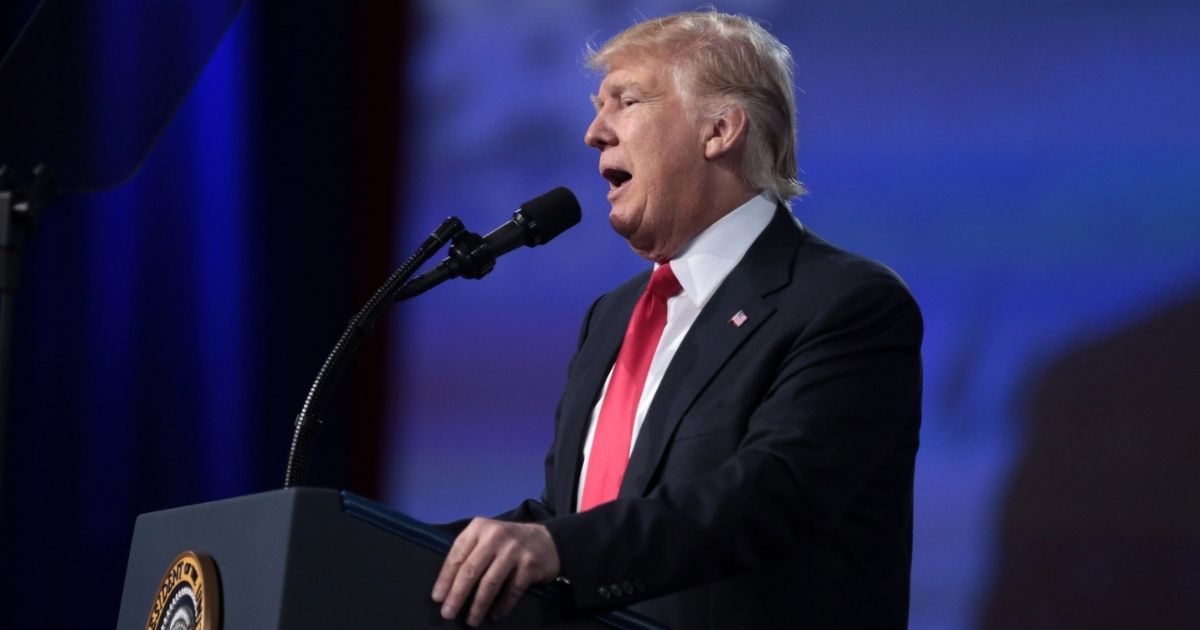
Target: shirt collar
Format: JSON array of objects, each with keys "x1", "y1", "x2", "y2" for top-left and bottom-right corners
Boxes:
[{"x1": 660, "y1": 193, "x2": 778, "y2": 309}]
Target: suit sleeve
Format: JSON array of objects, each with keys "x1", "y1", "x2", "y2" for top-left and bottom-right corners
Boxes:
[{"x1": 542, "y1": 276, "x2": 923, "y2": 607}]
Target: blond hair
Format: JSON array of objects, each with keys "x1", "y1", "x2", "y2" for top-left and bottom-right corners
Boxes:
[{"x1": 588, "y1": 10, "x2": 806, "y2": 204}]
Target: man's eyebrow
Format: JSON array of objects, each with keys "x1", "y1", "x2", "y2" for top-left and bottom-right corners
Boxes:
[
  {"x1": 606, "y1": 79, "x2": 637, "y2": 95},
  {"x1": 590, "y1": 93, "x2": 603, "y2": 110}
]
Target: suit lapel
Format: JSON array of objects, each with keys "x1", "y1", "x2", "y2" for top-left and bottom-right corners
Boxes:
[
  {"x1": 618, "y1": 208, "x2": 803, "y2": 499},
  {"x1": 552, "y1": 274, "x2": 646, "y2": 515}
]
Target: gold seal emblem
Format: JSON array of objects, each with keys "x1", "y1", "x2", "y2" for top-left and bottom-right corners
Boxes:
[{"x1": 145, "y1": 551, "x2": 221, "y2": 630}]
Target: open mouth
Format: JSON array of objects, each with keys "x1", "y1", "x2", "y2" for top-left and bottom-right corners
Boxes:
[{"x1": 602, "y1": 168, "x2": 633, "y2": 191}]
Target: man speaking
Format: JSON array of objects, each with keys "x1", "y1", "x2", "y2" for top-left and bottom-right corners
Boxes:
[{"x1": 432, "y1": 10, "x2": 923, "y2": 628}]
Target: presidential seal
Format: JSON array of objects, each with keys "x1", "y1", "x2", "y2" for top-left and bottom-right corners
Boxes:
[{"x1": 145, "y1": 551, "x2": 221, "y2": 630}]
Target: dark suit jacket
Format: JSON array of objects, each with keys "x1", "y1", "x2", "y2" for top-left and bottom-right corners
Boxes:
[{"x1": 503, "y1": 207, "x2": 923, "y2": 629}]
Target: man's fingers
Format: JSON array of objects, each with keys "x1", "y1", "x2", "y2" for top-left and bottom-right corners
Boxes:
[
  {"x1": 466, "y1": 552, "x2": 517, "y2": 626},
  {"x1": 488, "y1": 564, "x2": 531, "y2": 622},
  {"x1": 432, "y1": 519, "x2": 481, "y2": 603},
  {"x1": 430, "y1": 519, "x2": 559, "y2": 624},
  {"x1": 441, "y1": 540, "x2": 497, "y2": 621}
]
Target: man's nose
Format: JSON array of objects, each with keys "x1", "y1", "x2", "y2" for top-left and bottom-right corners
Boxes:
[{"x1": 584, "y1": 113, "x2": 615, "y2": 149}]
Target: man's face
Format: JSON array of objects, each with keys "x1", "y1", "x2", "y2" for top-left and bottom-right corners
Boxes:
[{"x1": 584, "y1": 56, "x2": 714, "y2": 262}]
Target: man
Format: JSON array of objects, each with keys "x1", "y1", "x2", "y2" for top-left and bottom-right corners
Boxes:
[{"x1": 433, "y1": 10, "x2": 922, "y2": 628}]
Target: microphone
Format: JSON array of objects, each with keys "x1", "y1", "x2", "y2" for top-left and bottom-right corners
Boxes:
[{"x1": 394, "y1": 187, "x2": 581, "y2": 300}]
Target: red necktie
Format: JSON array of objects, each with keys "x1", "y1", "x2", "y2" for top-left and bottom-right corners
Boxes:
[{"x1": 580, "y1": 263, "x2": 682, "y2": 511}]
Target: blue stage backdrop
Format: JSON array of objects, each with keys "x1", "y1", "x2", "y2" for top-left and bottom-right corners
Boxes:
[{"x1": 1, "y1": 1, "x2": 1198, "y2": 628}]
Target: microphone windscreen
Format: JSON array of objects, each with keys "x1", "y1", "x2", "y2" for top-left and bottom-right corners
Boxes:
[{"x1": 518, "y1": 187, "x2": 581, "y2": 245}]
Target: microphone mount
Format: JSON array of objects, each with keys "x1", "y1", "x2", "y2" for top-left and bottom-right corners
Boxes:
[{"x1": 441, "y1": 230, "x2": 495, "y2": 281}]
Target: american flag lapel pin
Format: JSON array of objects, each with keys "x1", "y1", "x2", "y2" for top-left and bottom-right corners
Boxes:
[{"x1": 729, "y1": 309, "x2": 748, "y2": 328}]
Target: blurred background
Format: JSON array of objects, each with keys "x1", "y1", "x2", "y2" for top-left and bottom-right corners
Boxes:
[{"x1": 2, "y1": 1, "x2": 1198, "y2": 628}]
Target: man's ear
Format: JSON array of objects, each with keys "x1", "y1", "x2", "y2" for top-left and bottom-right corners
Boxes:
[{"x1": 703, "y1": 103, "x2": 749, "y2": 160}]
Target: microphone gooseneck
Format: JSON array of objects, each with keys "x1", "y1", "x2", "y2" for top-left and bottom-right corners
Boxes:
[
  {"x1": 283, "y1": 188, "x2": 581, "y2": 488},
  {"x1": 284, "y1": 216, "x2": 464, "y2": 488}
]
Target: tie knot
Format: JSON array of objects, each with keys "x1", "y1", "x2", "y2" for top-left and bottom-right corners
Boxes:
[{"x1": 647, "y1": 263, "x2": 682, "y2": 299}]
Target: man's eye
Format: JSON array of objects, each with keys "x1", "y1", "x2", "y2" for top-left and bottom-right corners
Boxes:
[{"x1": 621, "y1": 98, "x2": 639, "y2": 107}]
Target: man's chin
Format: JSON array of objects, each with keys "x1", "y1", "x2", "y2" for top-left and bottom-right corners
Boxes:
[
  {"x1": 609, "y1": 210, "x2": 665, "y2": 261},
  {"x1": 608, "y1": 208, "x2": 637, "y2": 240},
  {"x1": 626, "y1": 242, "x2": 663, "y2": 262}
]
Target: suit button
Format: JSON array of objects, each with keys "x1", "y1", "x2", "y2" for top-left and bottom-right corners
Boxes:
[
  {"x1": 621, "y1": 580, "x2": 634, "y2": 595},
  {"x1": 597, "y1": 585, "x2": 610, "y2": 600},
  {"x1": 634, "y1": 578, "x2": 646, "y2": 593}
]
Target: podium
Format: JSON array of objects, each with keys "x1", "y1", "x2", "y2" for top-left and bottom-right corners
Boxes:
[{"x1": 116, "y1": 488, "x2": 662, "y2": 629}]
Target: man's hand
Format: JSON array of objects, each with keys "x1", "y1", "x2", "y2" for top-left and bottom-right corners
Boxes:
[{"x1": 431, "y1": 517, "x2": 561, "y2": 626}]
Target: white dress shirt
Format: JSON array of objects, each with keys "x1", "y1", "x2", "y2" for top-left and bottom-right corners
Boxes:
[{"x1": 576, "y1": 194, "x2": 778, "y2": 510}]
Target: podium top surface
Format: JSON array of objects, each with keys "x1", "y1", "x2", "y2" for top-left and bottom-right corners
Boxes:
[{"x1": 119, "y1": 488, "x2": 665, "y2": 630}]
